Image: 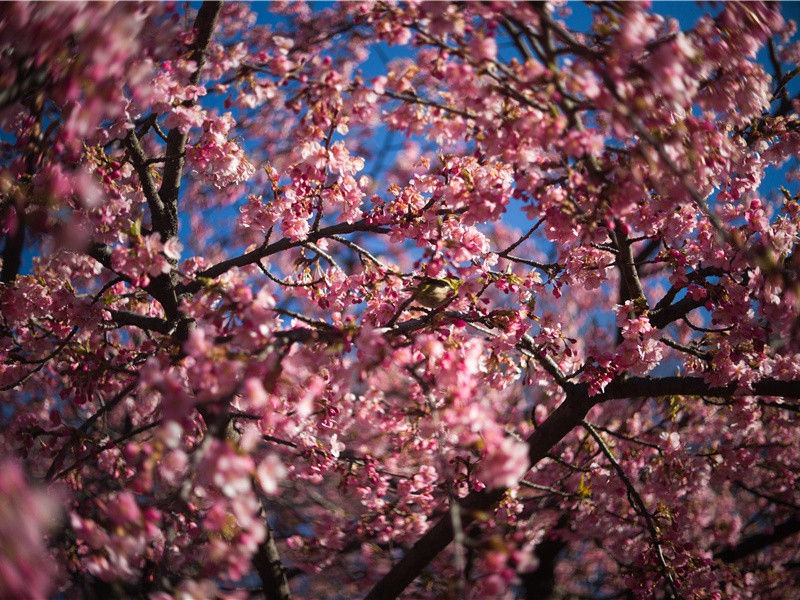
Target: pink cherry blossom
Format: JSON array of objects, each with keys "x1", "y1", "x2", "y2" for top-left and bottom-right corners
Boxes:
[{"x1": 1, "y1": 2, "x2": 800, "y2": 599}]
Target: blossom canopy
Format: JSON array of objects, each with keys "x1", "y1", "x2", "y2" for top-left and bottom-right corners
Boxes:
[{"x1": 2, "y1": 2, "x2": 800, "y2": 599}]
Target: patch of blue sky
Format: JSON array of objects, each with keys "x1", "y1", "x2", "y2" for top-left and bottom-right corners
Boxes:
[
  {"x1": 18, "y1": 1, "x2": 800, "y2": 344},
  {"x1": 173, "y1": 2, "x2": 799, "y2": 343}
]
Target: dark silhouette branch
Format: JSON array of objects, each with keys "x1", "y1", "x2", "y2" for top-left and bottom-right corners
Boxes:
[
  {"x1": 52, "y1": 419, "x2": 162, "y2": 481},
  {"x1": 715, "y1": 517, "x2": 800, "y2": 563},
  {"x1": 253, "y1": 524, "x2": 292, "y2": 600},
  {"x1": 613, "y1": 229, "x2": 646, "y2": 306},
  {"x1": 158, "y1": 1, "x2": 222, "y2": 241},
  {"x1": 584, "y1": 421, "x2": 682, "y2": 600},
  {"x1": 45, "y1": 380, "x2": 139, "y2": 480},
  {"x1": 124, "y1": 129, "x2": 167, "y2": 233},
  {"x1": 108, "y1": 310, "x2": 173, "y2": 335},
  {"x1": 649, "y1": 296, "x2": 707, "y2": 329},
  {"x1": 1, "y1": 203, "x2": 24, "y2": 283},
  {"x1": 363, "y1": 375, "x2": 800, "y2": 599},
  {"x1": 0, "y1": 62, "x2": 48, "y2": 111},
  {"x1": 178, "y1": 219, "x2": 389, "y2": 295},
  {"x1": 362, "y1": 488, "x2": 506, "y2": 600},
  {"x1": 519, "y1": 517, "x2": 568, "y2": 600}
]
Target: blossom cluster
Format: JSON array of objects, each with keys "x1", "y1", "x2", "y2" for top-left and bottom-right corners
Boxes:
[{"x1": 1, "y1": 2, "x2": 800, "y2": 599}]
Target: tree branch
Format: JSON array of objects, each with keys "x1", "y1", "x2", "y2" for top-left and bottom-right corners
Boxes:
[
  {"x1": 363, "y1": 374, "x2": 800, "y2": 599},
  {"x1": 158, "y1": 1, "x2": 222, "y2": 240},
  {"x1": 124, "y1": 130, "x2": 167, "y2": 233},
  {"x1": 715, "y1": 517, "x2": 800, "y2": 563},
  {"x1": 252, "y1": 523, "x2": 292, "y2": 600},
  {"x1": 613, "y1": 229, "x2": 646, "y2": 305},
  {"x1": 45, "y1": 380, "x2": 138, "y2": 480},
  {"x1": 177, "y1": 219, "x2": 389, "y2": 295},
  {"x1": 518, "y1": 521, "x2": 567, "y2": 600},
  {"x1": 1, "y1": 203, "x2": 24, "y2": 283},
  {"x1": 108, "y1": 309, "x2": 173, "y2": 335},
  {"x1": 583, "y1": 421, "x2": 682, "y2": 600},
  {"x1": 600, "y1": 376, "x2": 800, "y2": 401},
  {"x1": 362, "y1": 488, "x2": 506, "y2": 600},
  {"x1": 649, "y1": 296, "x2": 706, "y2": 330},
  {"x1": 0, "y1": 62, "x2": 48, "y2": 111}
]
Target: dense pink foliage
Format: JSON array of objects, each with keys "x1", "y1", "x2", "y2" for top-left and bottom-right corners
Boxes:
[{"x1": 1, "y1": 2, "x2": 800, "y2": 598}]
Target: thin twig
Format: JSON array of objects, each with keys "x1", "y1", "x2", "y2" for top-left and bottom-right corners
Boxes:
[{"x1": 583, "y1": 421, "x2": 683, "y2": 600}]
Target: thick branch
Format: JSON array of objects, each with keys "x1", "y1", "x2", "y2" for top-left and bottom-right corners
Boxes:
[
  {"x1": 103, "y1": 4, "x2": 223, "y2": 332},
  {"x1": 649, "y1": 296, "x2": 706, "y2": 330},
  {"x1": 519, "y1": 524, "x2": 567, "y2": 600},
  {"x1": 601, "y1": 376, "x2": 800, "y2": 401},
  {"x1": 1, "y1": 204, "x2": 24, "y2": 283},
  {"x1": 124, "y1": 130, "x2": 167, "y2": 233},
  {"x1": 613, "y1": 229, "x2": 646, "y2": 305},
  {"x1": 0, "y1": 63, "x2": 48, "y2": 111},
  {"x1": 253, "y1": 524, "x2": 292, "y2": 600},
  {"x1": 715, "y1": 517, "x2": 800, "y2": 563},
  {"x1": 108, "y1": 310, "x2": 172, "y2": 335},
  {"x1": 158, "y1": 1, "x2": 222, "y2": 240},
  {"x1": 87, "y1": 243, "x2": 180, "y2": 320},
  {"x1": 364, "y1": 374, "x2": 800, "y2": 599},
  {"x1": 364, "y1": 385, "x2": 592, "y2": 600},
  {"x1": 88, "y1": 241, "x2": 114, "y2": 268},
  {"x1": 362, "y1": 488, "x2": 505, "y2": 600}
]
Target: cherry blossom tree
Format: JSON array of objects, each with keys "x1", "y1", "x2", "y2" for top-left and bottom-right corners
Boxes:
[{"x1": 2, "y1": 1, "x2": 800, "y2": 598}]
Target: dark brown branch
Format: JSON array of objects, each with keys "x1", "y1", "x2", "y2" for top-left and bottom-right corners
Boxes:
[
  {"x1": 591, "y1": 423, "x2": 663, "y2": 453},
  {"x1": 253, "y1": 524, "x2": 292, "y2": 600},
  {"x1": 660, "y1": 337, "x2": 710, "y2": 362},
  {"x1": 1, "y1": 90, "x2": 43, "y2": 283},
  {"x1": 258, "y1": 261, "x2": 324, "y2": 288},
  {"x1": 88, "y1": 242, "x2": 114, "y2": 268},
  {"x1": 0, "y1": 325, "x2": 79, "y2": 392},
  {"x1": 500, "y1": 17, "x2": 536, "y2": 63},
  {"x1": 613, "y1": 229, "x2": 646, "y2": 305},
  {"x1": 733, "y1": 480, "x2": 800, "y2": 511},
  {"x1": 362, "y1": 488, "x2": 506, "y2": 600},
  {"x1": 649, "y1": 296, "x2": 706, "y2": 330},
  {"x1": 158, "y1": 1, "x2": 222, "y2": 240},
  {"x1": 383, "y1": 90, "x2": 476, "y2": 120},
  {"x1": 363, "y1": 383, "x2": 591, "y2": 600},
  {"x1": 124, "y1": 130, "x2": 166, "y2": 232},
  {"x1": 108, "y1": 310, "x2": 172, "y2": 335},
  {"x1": 518, "y1": 521, "x2": 567, "y2": 600},
  {"x1": 0, "y1": 62, "x2": 48, "y2": 111},
  {"x1": 1, "y1": 203, "x2": 24, "y2": 283},
  {"x1": 584, "y1": 422, "x2": 682, "y2": 600},
  {"x1": 498, "y1": 218, "x2": 545, "y2": 259},
  {"x1": 600, "y1": 376, "x2": 800, "y2": 401},
  {"x1": 768, "y1": 38, "x2": 795, "y2": 117},
  {"x1": 53, "y1": 419, "x2": 161, "y2": 481},
  {"x1": 177, "y1": 219, "x2": 389, "y2": 295},
  {"x1": 363, "y1": 374, "x2": 800, "y2": 599},
  {"x1": 715, "y1": 517, "x2": 800, "y2": 563},
  {"x1": 519, "y1": 334, "x2": 569, "y2": 386},
  {"x1": 110, "y1": 8, "x2": 224, "y2": 332},
  {"x1": 45, "y1": 380, "x2": 138, "y2": 480},
  {"x1": 650, "y1": 267, "x2": 724, "y2": 328},
  {"x1": 634, "y1": 238, "x2": 661, "y2": 265},
  {"x1": 87, "y1": 243, "x2": 180, "y2": 319},
  {"x1": 1, "y1": 277, "x2": 124, "y2": 392}
]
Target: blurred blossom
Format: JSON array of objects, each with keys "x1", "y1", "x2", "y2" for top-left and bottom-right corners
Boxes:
[{"x1": 0, "y1": 457, "x2": 61, "y2": 600}]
